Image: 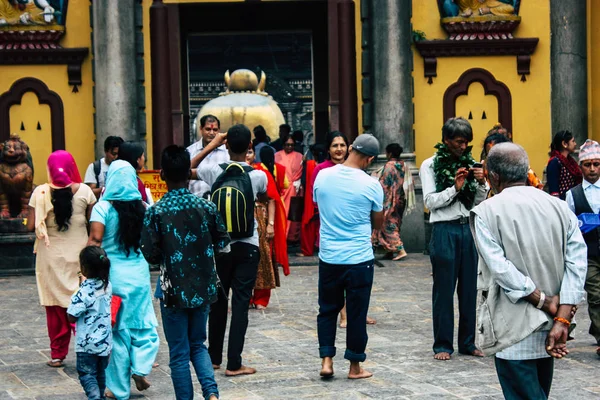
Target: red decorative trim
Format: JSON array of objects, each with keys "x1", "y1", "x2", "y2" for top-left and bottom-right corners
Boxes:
[
  {"x1": 0, "y1": 78, "x2": 65, "y2": 150},
  {"x1": 0, "y1": 48, "x2": 88, "y2": 87},
  {"x1": 443, "y1": 68, "x2": 512, "y2": 133},
  {"x1": 414, "y1": 38, "x2": 538, "y2": 81}
]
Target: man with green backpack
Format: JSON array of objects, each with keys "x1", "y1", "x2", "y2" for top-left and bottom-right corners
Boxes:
[{"x1": 192, "y1": 124, "x2": 273, "y2": 377}]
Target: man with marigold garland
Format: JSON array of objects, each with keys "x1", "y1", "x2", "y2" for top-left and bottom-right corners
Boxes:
[{"x1": 419, "y1": 117, "x2": 488, "y2": 361}]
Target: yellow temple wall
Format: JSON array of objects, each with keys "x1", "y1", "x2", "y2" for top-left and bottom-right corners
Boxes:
[
  {"x1": 0, "y1": 3, "x2": 94, "y2": 185},
  {"x1": 411, "y1": 1, "x2": 552, "y2": 178},
  {"x1": 588, "y1": 1, "x2": 600, "y2": 143}
]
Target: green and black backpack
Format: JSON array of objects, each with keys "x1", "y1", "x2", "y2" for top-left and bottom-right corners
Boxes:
[{"x1": 211, "y1": 162, "x2": 255, "y2": 239}]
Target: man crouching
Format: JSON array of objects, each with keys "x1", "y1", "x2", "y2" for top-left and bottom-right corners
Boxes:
[{"x1": 470, "y1": 143, "x2": 587, "y2": 399}]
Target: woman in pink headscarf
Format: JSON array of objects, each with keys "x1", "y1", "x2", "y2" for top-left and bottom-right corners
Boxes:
[{"x1": 27, "y1": 151, "x2": 97, "y2": 368}]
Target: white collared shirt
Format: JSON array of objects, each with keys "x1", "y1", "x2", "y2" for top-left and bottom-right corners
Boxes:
[
  {"x1": 419, "y1": 155, "x2": 488, "y2": 223},
  {"x1": 566, "y1": 179, "x2": 600, "y2": 214},
  {"x1": 186, "y1": 140, "x2": 230, "y2": 197}
]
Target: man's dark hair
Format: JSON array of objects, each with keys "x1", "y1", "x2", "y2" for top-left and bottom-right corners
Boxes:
[
  {"x1": 161, "y1": 145, "x2": 190, "y2": 182},
  {"x1": 228, "y1": 124, "x2": 252, "y2": 154},
  {"x1": 200, "y1": 114, "x2": 220, "y2": 129},
  {"x1": 253, "y1": 125, "x2": 269, "y2": 144},
  {"x1": 104, "y1": 136, "x2": 124, "y2": 152},
  {"x1": 292, "y1": 130, "x2": 304, "y2": 143},
  {"x1": 279, "y1": 124, "x2": 291, "y2": 135},
  {"x1": 118, "y1": 141, "x2": 145, "y2": 170},
  {"x1": 386, "y1": 143, "x2": 403, "y2": 158},
  {"x1": 442, "y1": 117, "x2": 473, "y2": 142},
  {"x1": 484, "y1": 133, "x2": 510, "y2": 149}
]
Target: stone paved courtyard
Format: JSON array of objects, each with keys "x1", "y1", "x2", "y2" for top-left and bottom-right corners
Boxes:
[{"x1": 0, "y1": 254, "x2": 598, "y2": 399}]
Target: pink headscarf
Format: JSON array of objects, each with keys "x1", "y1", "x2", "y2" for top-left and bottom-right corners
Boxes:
[{"x1": 47, "y1": 150, "x2": 82, "y2": 189}]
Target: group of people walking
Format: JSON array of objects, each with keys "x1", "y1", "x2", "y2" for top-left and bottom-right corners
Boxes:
[{"x1": 25, "y1": 112, "x2": 599, "y2": 400}]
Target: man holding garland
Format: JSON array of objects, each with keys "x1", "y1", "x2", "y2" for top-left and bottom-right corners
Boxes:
[{"x1": 419, "y1": 117, "x2": 488, "y2": 361}]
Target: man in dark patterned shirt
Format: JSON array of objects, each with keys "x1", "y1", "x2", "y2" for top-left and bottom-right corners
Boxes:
[{"x1": 141, "y1": 145, "x2": 230, "y2": 400}]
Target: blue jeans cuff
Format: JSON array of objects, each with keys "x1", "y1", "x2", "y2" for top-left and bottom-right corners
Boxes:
[
  {"x1": 344, "y1": 348, "x2": 366, "y2": 362},
  {"x1": 319, "y1": 346, "x2": 336, "y2": 359}
]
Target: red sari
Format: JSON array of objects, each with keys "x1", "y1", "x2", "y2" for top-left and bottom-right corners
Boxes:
[{"x1": 301, "y1": 160, "x2": 318, "y2": 256}]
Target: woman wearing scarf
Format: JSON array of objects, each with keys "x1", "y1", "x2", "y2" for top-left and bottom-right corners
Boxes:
[
  {"x1": 117, "y1": 141, "x2": 154, "y2": 206},
  {"x1": 547, "y1": 130, "x2": 582, "y2": 199},
  {"x1": 27, "y1": 151, "x2": 96, "y2": 368},
  {"x1": 88, "y1": 160, "x2": 159, "y2": 399},
  {"x1": 275, "y1": 132, "x2": 303, "y2": 241},
  {"x1": 249, "y1": 146, "x2": 290, "y2": 309},
  {"x1": 371, "y1": 143, "x2": 416, "y2": 261}
]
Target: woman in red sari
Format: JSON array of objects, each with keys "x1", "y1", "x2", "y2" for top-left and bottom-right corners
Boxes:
[
  {"x1": 275, "y1": 133, "x2": 303, "y2": 242},
  {"x1": 249, "y1": 146, "x2": 290, "y2": 309}
]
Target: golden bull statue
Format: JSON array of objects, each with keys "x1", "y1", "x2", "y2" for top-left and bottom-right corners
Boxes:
[{"x1": 196, "y1": 69, "x2": 286, "y2": 139}]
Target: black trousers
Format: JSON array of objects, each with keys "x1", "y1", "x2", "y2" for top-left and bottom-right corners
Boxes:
[
  {"x1": 317, "y1": 259, "x2": 374, "y2": 362},
  {"x1": 208, "y1": 242, "x2": 260, "y2": 371},
  {"x1": 429, "y1": 221, "x2": 477, "y2": 355},
  {"x1": 495, "y1": 357, "x2": 554, "y2": 400}
]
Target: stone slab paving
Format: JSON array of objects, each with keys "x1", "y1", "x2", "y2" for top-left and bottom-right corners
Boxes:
[{"x1": 0, "y1": 254, "x2": 598, "y2": 399}]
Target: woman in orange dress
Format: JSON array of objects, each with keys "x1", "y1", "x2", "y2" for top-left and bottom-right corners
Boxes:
[{"x1": 249, "y1": 146, "x2": 290, "y2": 309}]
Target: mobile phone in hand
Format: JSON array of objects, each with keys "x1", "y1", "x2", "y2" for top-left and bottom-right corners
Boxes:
[{"x1": 467, "y1": 162, "x2": 483, "y2": 179}]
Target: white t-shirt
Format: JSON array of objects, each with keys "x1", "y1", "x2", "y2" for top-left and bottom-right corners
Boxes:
[
  {"x1": 187, "y1": 141, "x2": 230, "y2": 197},
  {"x1": 197, "y1": 161, "x2": 267, "y2": 247},
  {"x1": 84, "y1": 158, "x2": 110, "y2": 188}
]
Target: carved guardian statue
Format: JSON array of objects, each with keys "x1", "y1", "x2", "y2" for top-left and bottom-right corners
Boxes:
[{"x1": 0, "y1": 135, "x2": 34, "y2": 219}]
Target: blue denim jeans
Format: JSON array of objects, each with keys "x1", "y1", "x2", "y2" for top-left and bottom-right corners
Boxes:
[
  {"x1": 76, "y1": 352, "x2": 109, "y2": 400},
  {"x1": 160, "y1": 302, "x2": 219, "y2": 400}
]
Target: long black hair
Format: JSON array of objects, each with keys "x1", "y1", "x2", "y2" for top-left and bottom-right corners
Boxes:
[
  {"x1": 260, "y1": 146, "x2": 276, "y2": 179},
  {"x1": 51, "y1": 188, "x2": 73, "y2": 232},
  {"x1": 550, "y1": 130, "x2": 574, "y2": 154},
  {"x1": 118, "y1": 141, "x2": 145, "y2": 171},
  {"x1": 112, "y1": 200, "x2": 146, "y2": 257},
  {"x1": 325, "y1": 131, "x2": 349, "y2": 160},
  {"x1": 79, "y1": 245, "x2": 110, "y2": 290}
]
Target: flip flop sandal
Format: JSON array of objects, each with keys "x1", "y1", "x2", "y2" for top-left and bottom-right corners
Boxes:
[{"x1": 47, "y1": 359, "x2": 63, "y2": 368}]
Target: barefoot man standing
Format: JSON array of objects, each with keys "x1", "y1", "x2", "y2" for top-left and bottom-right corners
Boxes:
[
  {"x1": 314, "y1": 134, "x2": 384, "y2": 379},
  {"x1": 419, "y1": 117, "x2": 487, "y2": 361}
]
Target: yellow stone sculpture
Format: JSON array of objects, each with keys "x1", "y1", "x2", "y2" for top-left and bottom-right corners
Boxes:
[
  {"x1": 457, "y1": 0, "x2": 514, "y2": 17},
  {"x1": 0, "y1": 0, "x2": 56, "y2": 26},
  {"x1": 196, "y1": 69, "x2": 285, "y2": 140}
]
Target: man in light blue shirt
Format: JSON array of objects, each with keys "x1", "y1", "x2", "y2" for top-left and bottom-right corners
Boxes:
[
  {"x1": 566, "y1": 139, "x2": 600, "y2": 358},
  {"x1": 313, "y1": 133, "x2": 384, "y2": 380}
]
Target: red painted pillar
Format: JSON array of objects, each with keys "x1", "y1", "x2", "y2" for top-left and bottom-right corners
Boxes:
[{"x1": 150, "y1": 0, "x2": 173, "y2": 168}]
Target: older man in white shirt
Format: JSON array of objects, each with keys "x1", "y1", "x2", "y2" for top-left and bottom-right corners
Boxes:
[
  {"x1": 187, "y1": 114, "x2": 230, "y2": 198},
  {"x1": 566, "y1": 139, "x2": 600, "y2": 358},
  {"x1": 419, "y1": 117, "x2": 488, "y2": 361},
  {"x1": 471, "y1": 142, "x2": 587, "y2": 399}
]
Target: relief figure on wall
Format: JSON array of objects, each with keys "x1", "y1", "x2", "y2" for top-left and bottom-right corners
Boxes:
[
  {"x1": 0, "y1": 0, "x2": 65, "y2": 26},
  {"x1": 442, "y1": 0, "x2": 516, "y2": 18}
]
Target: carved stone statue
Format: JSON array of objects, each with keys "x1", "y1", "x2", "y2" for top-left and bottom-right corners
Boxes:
[
  {"x1": 0, "y1": 135, "x2": 34, "y2": 219},
  {"x1": 442, "y1": 0, "x2": 516, "y2": 18},
  {"x1": 0, "y1": 0, "x2": 58, "y2": 26}
]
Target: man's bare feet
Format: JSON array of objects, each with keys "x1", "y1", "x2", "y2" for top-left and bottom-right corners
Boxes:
[
  {"x1": 213, "y1": 364, "x2": 221, "y2": 370},
  {"x1": 132, "y1": 374, "x2": 151, "y2": 391},
  {"x1": 366, "y1": 316, "x2": 376, "y2": 325},
  {"x1": 434, "y1": 352, "x2": 451, "y2": 360},
  {"x1": 339, "y1": 305, "x2": 348, "y2": 328},
  {"x1": 320, "y1": 357, "x2": 334, "y2": 378},
  {"x1": 348, "y1": 361, "x2": 373, "y2": 379},
  {"x1": 225, "y1": 365, "x2": 256, "y2": 376},
  {"x1": 469, "y1": 349, "x2": 484, "y2": 357}
]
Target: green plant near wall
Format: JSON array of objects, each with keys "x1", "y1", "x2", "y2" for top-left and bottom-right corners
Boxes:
[{"x1": 412, "y1": 30, "x2": 427, "y2": 43}]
